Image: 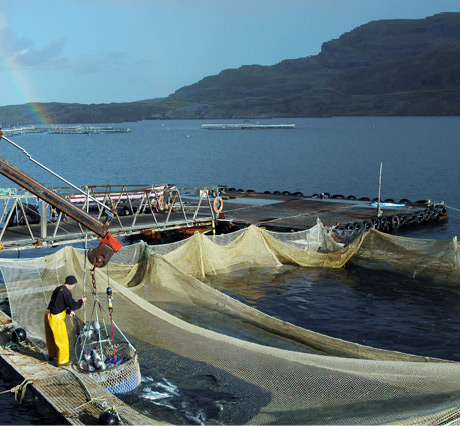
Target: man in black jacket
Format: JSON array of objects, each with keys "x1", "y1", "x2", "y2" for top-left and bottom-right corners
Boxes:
[{"x1": 44, "y1": 275, "x2": 87, "y2": 365}]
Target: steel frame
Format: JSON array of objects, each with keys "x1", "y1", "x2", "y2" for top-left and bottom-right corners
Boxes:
[{"x1": 0, "y1": 184, "x2": 221, "y2": 252}]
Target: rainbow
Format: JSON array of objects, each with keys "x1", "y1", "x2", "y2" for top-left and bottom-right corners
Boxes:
[{"x1": 0, "y1": 45, "x2": 54, "y2": 126}]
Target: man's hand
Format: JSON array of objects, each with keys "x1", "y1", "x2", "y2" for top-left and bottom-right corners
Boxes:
[
  {"x1": 70, "y1": 311, "x2": 76, "y2": 318},
  {"x1": 81, "y1": 295, "x2": 87, "y2": 303}
]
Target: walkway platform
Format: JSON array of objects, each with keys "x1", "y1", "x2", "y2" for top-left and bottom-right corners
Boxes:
[
  {"x1": 0, "y1": 185, "x2": 219, "y2": 251},
  {"x1": 220, "y1": 189, "x2": 447, "y2": 241},
  {"x1": 201, "y1": 123, "x2": 295, "y2": 130},
  {"x1": 0, "y1": 185, "x2": 447, "y2": 251},
  {"x1": 0, "y1": 310, "x2": 158, "y2": 425}
]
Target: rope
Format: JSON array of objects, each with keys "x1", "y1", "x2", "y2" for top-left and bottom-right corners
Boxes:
[
  {"x1": 75, "y1": 396, "x2": 107, "y2": 410},
  {"x1": 444, "y1": 204, "x2": 460, "y2": 213},
  {"x1": 110, "y1": 311, "x2": 116, "y2": 367},
  {"x1": 105, "y1": 262, "x2": 117, "y2": 366},
  {"x1": 83, "y1": 240, "x2": 88, "y2": 324},
  {"x1": 0, "y1": 378, "x2": 34, "y2": 403}
]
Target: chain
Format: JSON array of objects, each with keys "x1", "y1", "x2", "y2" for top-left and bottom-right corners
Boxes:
[{"x1": 90, "y1": 266, "x2": 97, "y2": 295}]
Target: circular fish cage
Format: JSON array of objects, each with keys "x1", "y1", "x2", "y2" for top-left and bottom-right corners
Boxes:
[{"x1": 74, "y1": 340, "x2": 141, "y2": 395}]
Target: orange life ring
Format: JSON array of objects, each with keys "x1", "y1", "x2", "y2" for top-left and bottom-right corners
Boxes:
[{"x1": 213, "y1": 196, "x2": 223, "y2": 214}]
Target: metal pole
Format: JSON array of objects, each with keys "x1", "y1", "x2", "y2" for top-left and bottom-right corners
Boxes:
[
  {"x1": 377, "y1": 162, "x2": 383, "y2": 217},
  {"x1": 40, "y1": 200, "x2": 47, "y2": 240}
]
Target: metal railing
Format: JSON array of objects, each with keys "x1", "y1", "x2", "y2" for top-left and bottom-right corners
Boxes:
[{"x1": 0, "y1": 184, "x2": 223, "y2": 251}]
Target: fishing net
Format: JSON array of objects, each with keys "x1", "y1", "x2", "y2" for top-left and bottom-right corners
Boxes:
[
  {"x1": 353, "y1": 229, "x2": 460, "y2": 286},
  {"x1": 77, "y1": 343, "x2": 141, "y2": 395},
  {"x1": 74, "y1": 322, "x2": 141, "y2": 395},
  {"x1": 1, "y1": 225, "x2": 460, "y2": 424},
  {"x1": 160, "y1": 223, "x2": 357, "y2": 278}
]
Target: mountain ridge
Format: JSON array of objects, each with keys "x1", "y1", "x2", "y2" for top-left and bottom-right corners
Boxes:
[{"x1": 1, "y1": 12, "x2": 459, "y2": 125}]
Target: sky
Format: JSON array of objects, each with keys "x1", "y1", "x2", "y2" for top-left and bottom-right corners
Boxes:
[{"x1": 1, "y1": 0, "x2": 460, "y2": 107}]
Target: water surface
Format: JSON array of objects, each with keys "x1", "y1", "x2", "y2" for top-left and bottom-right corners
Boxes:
[{"x1": 1, "y1": 117, "x2": 460, "y2": 424}]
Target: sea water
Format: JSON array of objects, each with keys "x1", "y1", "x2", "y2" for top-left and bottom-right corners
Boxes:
[{"x1": 1, "y1": 117, "x2": 460, "y2": 424}]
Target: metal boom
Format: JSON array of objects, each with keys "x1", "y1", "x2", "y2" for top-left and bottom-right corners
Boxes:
[
  {"x1": 0, "y1": 130, "x2": 121, "y2": 267},
  {"x1": 0, "y1": 156, "x2": 109, "y2": 237}
]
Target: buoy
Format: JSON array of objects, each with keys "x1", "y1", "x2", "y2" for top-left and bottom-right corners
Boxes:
[
  {"x1": 98, "y1": 409, "x2": 119, "y2": 425},
  {"x1": 213, "y1": 197, "x2": 224, "y2": 214},
  {"x1": 11, "y1": 327, "x2": 26, "y2": 343}
]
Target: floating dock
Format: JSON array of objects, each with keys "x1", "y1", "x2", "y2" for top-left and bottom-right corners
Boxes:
[
  {"x1": 1, "y1": 125, "x2": 130, "y2": 136},
  {"x1": 201, "y1": 122, "x2": 295, "y2": 130},
  {"x1": 219, "y1": 188, "x2": 447, "y2": 243},
  {"x1": 0, "y1": 310, "x2": 157, "y2": 425},
  {"x1": 0, "y1": 184, "x2": 447, "y2": 250}
]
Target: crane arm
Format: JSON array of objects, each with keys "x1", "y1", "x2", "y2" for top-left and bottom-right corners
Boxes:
[{"x1": 0, "y1": 129, "x2": 122, "y2": 267}]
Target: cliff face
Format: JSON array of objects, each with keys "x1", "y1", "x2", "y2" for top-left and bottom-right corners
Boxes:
[
  {"x1": 1, "y1": 13, "x2": 460, "y2": 124},
  {"x1": 157, "y1": 12, "x2": 460, "y2": 118},
  {"x1": 319, "y1": 13, "x2": 460, "y2": 69}
]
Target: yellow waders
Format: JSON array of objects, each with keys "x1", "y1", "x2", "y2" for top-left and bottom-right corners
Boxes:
[{"x1": 44, "y1": 309, "x2": 69, "y2": 365}]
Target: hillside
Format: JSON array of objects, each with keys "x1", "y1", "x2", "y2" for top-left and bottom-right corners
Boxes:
[
  {"x1": 156, "y1": 12, "x2": 460, "y2": 119},
  {"x1": 1, "y1": 12, "x2": 460, "y2": 124},
  {"x1": 0, "y1": 99, "x2": 164, "y2": 126}
]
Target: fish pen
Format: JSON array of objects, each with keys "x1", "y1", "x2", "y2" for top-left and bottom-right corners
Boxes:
[{"x1": 2, "y1": 224, "x2": 460, "y2": 424}]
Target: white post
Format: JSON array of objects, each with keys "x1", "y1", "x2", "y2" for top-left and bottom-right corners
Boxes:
[
  {"x1": 377, "y1": 162, "x2": 383, "y2": 217},
  {"x1": 40, "y1": 200, "x2": 47, "y2": 239}
]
